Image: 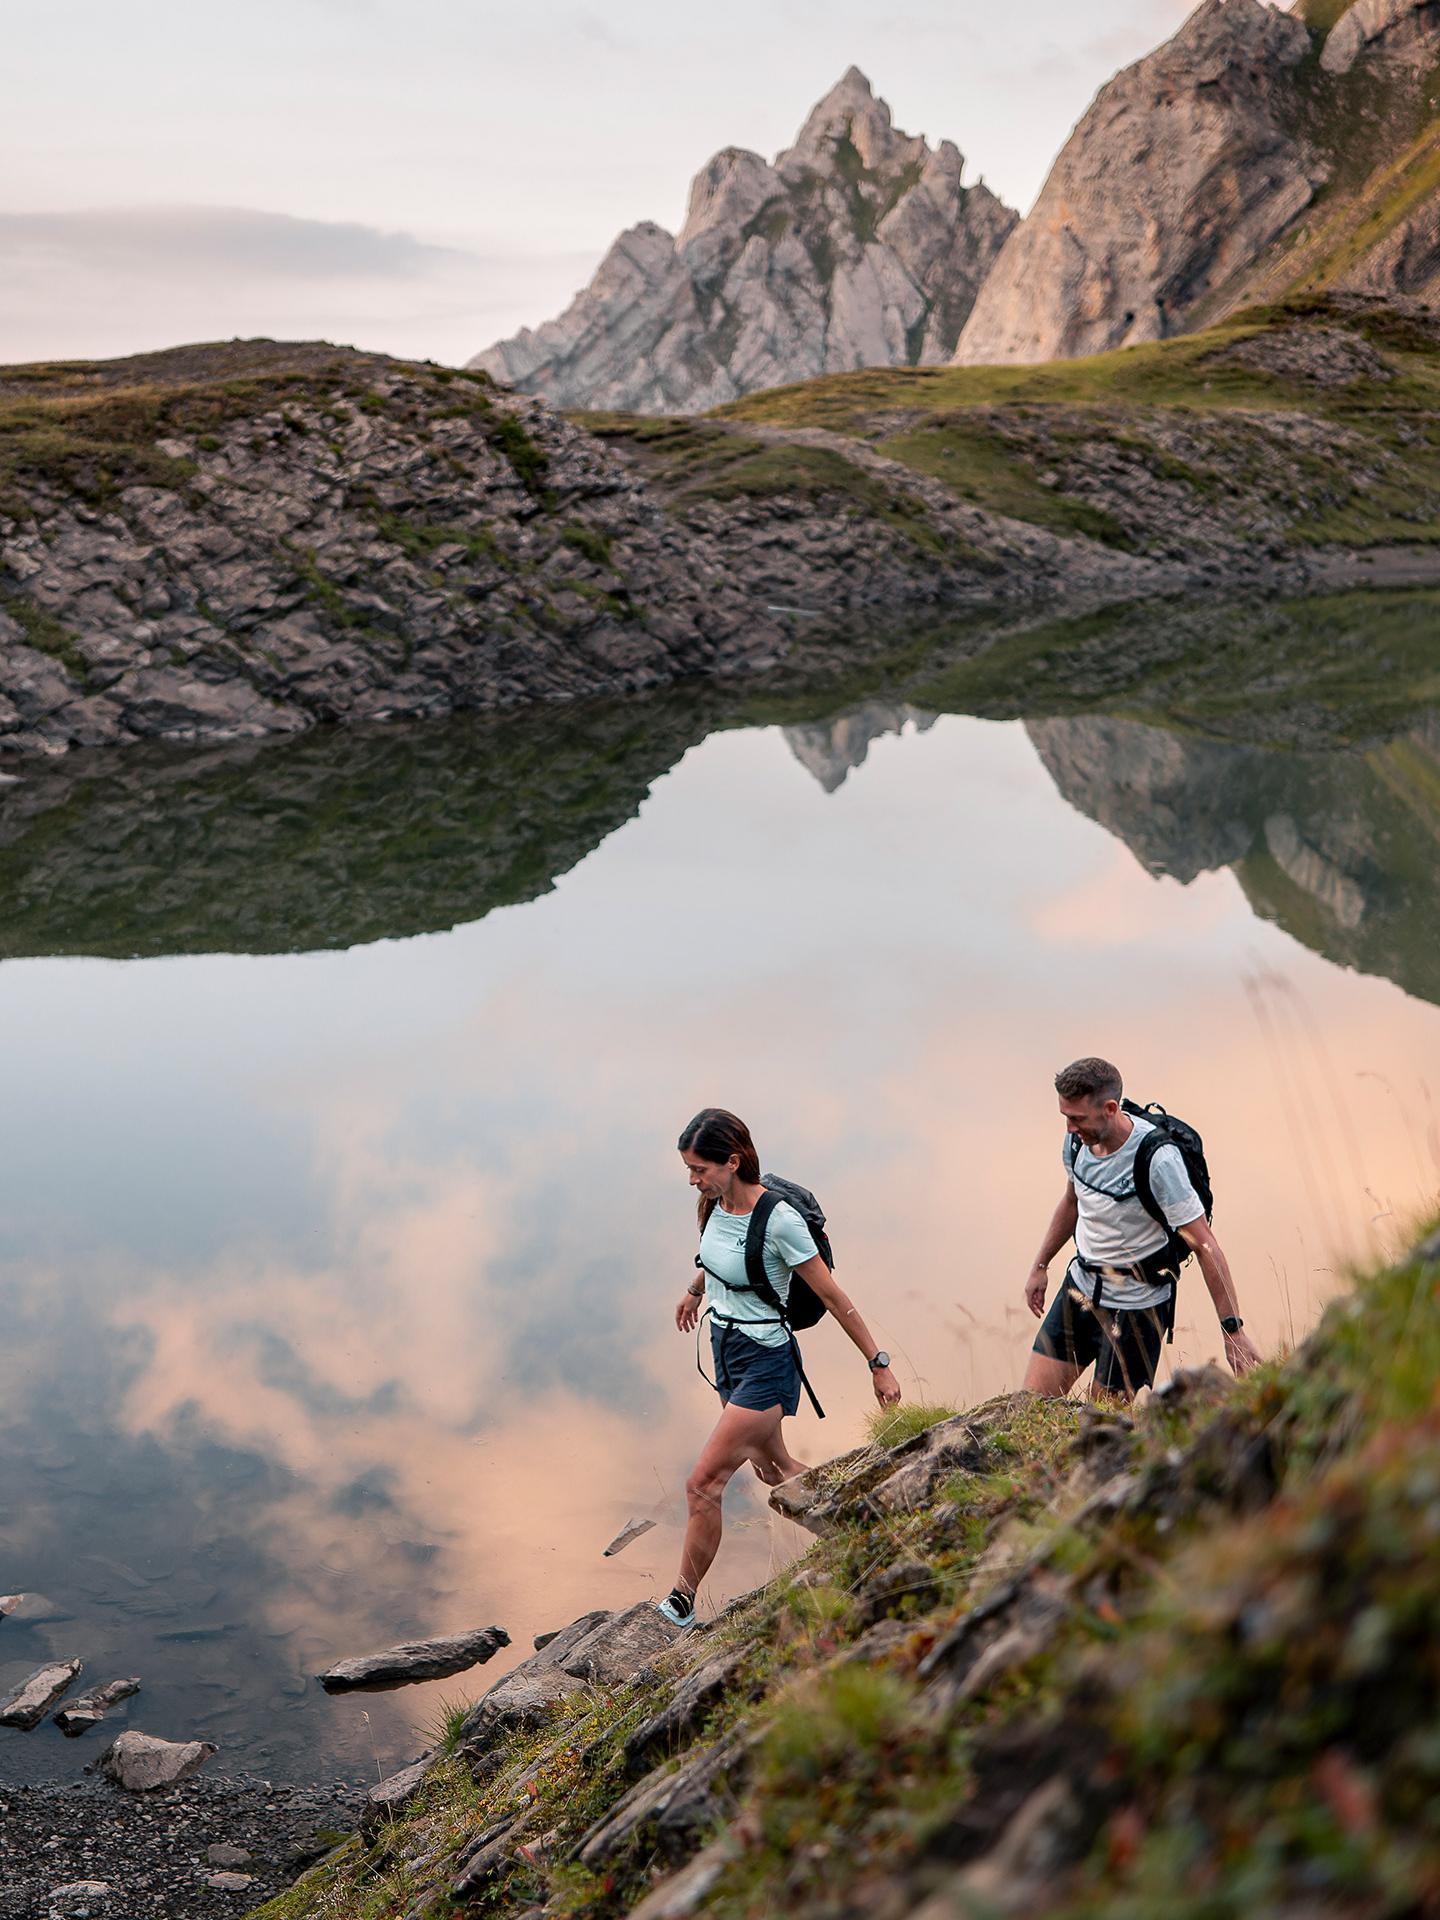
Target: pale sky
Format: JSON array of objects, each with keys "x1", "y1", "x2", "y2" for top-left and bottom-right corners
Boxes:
[{"x1": 2, "y1": 0, "x2": 1209, "y2": 367}]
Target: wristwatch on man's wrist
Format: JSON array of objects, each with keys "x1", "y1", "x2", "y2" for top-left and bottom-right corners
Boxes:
[
  {"x1": 1220, "y1": 1315, "x2": 1244, "y2": 1336},
  {"x1": 869, "y1": 1350, "x2": 891, "y2": 1371}
]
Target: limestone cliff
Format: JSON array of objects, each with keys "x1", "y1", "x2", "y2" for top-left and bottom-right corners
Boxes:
[
  {"x1": 955, "y1": 0, "x2": 1440, "y2": 366},
  {"x1": 470, "y1": 70, "x2": 1017, "y2": 412}
]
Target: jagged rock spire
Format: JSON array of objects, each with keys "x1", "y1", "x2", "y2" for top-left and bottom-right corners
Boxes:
[{"x1": 471, "y1": 75, "x2": 1015, "y2": 413}]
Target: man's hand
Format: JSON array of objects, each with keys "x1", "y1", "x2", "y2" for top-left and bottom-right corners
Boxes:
[
  {"x1": 1025, "y1": 1263, "x2": 1049, "y2": 1319},
  {"x1": 871, "y1": 1365, "x2": 901, "y2": 1409},
  {"x1": 1223, "y1": 1326, "x2": 1262, "y2": 1377},
  {"x1": 676, "y1": 1287, "x2": 704, "y2": 1333}
]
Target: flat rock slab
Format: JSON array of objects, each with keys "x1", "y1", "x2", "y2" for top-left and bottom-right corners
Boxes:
[
  {"x1": 317, "y1": 1624, "x2": 509, "y2": 1693},
  {"x1": 0, "y1": 1658, "x2": 82, "y2": 1730},
  {"x1": 55, "y1": 1678, "x2": 141, "y2": 1737},
  {"x1": 93, "y1": 1731, "x2": 217, "y2": 1792}
]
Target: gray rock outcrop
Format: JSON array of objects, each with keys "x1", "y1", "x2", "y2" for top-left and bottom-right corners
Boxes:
[
  {"x1": 93, "y1": 1729, "x2": 217, "y2": 1790},
  {"x1": 316, "y1": 1623, "x2": 509, "y2": 1693},
  {"x1": 955, "y1": 0, "x2": 1440, "y2": 365},
  {"x1": 1322, "y1": 0, "x2": 1440, "y2": 71},
  {"x1": 471, "y1": 69, "x2": 1016, "y2": 411}
]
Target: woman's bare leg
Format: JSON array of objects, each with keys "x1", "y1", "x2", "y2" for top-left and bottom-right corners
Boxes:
[
  {"x1": 676, "y1": 1402, "x2": 792, "y2": 1599},
  {"x1": 749, "y1": 1420, "x2": 809, "y2": 1486}
]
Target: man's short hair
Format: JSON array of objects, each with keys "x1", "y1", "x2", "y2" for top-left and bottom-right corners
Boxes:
[{"x1": 1055, "y1": 1057, "x2": 1123, "y2": 1104}]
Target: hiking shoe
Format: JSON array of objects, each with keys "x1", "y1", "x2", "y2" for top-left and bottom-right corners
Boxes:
[{"x1": 655, "y1": 1588, "x2": 696, "y2": 1629}]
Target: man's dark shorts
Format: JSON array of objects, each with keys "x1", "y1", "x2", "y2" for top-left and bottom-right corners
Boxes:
[
  {"x1": 712, "y1": 1323, "x2": 802, "y2": 1417},
  {"x1": 1033, "y1": 1272, "x2": 1165, "y2": 1397}
]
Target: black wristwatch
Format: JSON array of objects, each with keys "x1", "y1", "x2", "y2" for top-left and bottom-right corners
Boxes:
[
  {"x1": 1220, "y1": 1316, "x2": 1244, "y2": 1336},
  {"x1": 869, "y1": 1351, "x2": 891, "y2": 1371}
]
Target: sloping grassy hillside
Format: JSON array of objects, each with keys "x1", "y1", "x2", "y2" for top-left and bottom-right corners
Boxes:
[
  {"x1": 586, "y1": 298, "x2": 1440, "y2": 562},
  {"x1": 250, "y1": 1217, "x2": 1440, "y2": 1919}
]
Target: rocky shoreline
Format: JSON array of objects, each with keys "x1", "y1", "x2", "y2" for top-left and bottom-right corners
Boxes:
[{"x1": 0, "y1": 1774, "x2": 368, "y2": 1920}]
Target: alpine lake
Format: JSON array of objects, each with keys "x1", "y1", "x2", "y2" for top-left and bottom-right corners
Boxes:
[{"x1": 1, "y1": 586, "x2": 1437, "y2": 1788}]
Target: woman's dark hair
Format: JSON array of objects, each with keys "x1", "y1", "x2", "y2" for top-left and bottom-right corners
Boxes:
[{"x1": 678, "y1": 1108, "x2": 760, "y2": 1233}]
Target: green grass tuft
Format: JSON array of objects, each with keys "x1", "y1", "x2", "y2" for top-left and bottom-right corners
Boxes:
[{"x1": 867, "y1": 1402, "x2": 960, "y2": 1448}]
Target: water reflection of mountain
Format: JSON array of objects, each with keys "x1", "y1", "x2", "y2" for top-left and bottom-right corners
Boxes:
[
  {"x1": 0, "y1": 699, "x2": 711, "y2": 959},
  {"x1": 2, "y1": 586, "x2": 1438, "y2": 999},
  {"x1": 784, "y1": 704, "x2": 937, "y2": 792},
  {"x1": 1028, "y1": 713, "x2": 1440, "y2": 1004}
]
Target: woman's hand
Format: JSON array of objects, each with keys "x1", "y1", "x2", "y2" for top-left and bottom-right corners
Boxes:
[
  {"x1": 676, "y1": 1286, "x2": 704, "y2": 1333},
  {"x1": 871, "y1": 1365, "x2": 901, "y2": 1409}
]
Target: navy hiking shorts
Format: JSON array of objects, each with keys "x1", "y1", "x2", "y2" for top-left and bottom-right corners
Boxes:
[
  {"x1": 711, "y1": 1323, "x2": 802, "y2": 1417},
  {"x1": 1033, "y1": 1271, "x2": 1165, "y2": 1397}
]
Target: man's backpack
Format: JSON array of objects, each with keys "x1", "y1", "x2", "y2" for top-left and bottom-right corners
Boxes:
[{"x1": 1067, "y1": 1098, "x2": 1213, "y2": 1269}]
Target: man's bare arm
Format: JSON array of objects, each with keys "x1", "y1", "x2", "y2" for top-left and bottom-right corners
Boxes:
[
  {"x1": 1025, "y1": 1187, "x2": 1079, "y2": 1318},
  {"x1": 1178, "y1": 1218, "x2": 1262, "y2": 1375}
]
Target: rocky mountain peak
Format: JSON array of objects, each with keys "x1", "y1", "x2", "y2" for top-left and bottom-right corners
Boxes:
[
  {"x1": 780, "y1": 66, "x2": 922, "y2": 176},
  {"x1": 471, "y1": 76, "x2": 1016, "y2": 413},
  {"x1": 954, "y1": 0, "x2": 1440, "y2": 366}
]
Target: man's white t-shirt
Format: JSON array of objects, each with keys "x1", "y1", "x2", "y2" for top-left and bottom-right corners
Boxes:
[{"x1": 1064, "y1": 1115, "x2": 1205, "y2": 1310}]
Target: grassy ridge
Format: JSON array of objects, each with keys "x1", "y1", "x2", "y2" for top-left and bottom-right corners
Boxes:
[
  {"x1": 584, "y1": 299, "x2": 1440, "y2": 560},
  {"x1": 249, "y1": 1219, "x2": 1440, "y2": 1919}
]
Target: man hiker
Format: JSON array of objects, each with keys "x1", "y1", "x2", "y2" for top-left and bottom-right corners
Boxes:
[{"x1": 1023, "y1": 1057, "x2": 1262, "y2": 1402}]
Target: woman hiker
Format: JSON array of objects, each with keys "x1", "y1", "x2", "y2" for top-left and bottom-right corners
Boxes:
[{"x1": 657, "y1": 1108, "x2": 901, "y2": 1629}]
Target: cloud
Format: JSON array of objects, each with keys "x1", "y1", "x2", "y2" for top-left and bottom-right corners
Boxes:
[
  {"x1": 0, "y1": 203, "x2": 600, "y2": 367},
  {"x1": 0, "y1": 205, "x2": 469, "y2": 279}
]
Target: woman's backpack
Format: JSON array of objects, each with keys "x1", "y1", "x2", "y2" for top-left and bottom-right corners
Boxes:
[{"x1": 744, "y1": 1175, "x2": 832, "y2": 1329}]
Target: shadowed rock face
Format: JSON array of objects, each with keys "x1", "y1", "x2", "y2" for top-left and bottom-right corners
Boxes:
[
  {"x1": 471, "y1": 69, "x2": 1017, "y2": 413},
  {"x1": 954, "y1": 0, "x2": 1440, "y2": 366},
  {"x1": 1027, "y1": 711, "x2": 1440, "y2": 1003}
]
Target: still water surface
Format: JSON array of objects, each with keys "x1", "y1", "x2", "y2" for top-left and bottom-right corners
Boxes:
[{"x1": 1, "y1": 670, "x2": 1437, "y2": 1785}]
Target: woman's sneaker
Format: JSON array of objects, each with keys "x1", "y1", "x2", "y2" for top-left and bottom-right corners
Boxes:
[{"x1": 655, "y1": 1586, "x2": 696, "y2": 1629}]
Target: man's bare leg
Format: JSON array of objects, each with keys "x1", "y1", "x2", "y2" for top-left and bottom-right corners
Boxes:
[{"x1": 1023, "y1": 1351, "x2": 1082, "y2": 1398}]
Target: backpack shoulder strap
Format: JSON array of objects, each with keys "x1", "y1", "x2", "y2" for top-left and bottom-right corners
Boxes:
[
  {"x1": 744, "y1": 1189, "x2": 787, "y2": 1320},
  {"x1": 1129, "y1": 1129, "x2": 1169, "y2": 1233}
]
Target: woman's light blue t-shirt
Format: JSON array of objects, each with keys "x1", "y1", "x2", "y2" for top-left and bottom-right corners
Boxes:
[{"x1": 699, "y1": 1199, "x2": 819, "y2": 1349}]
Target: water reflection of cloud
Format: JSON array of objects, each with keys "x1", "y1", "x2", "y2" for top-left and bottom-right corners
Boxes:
[{"x1": 1028, "y1": 846, "x2": 1238, "y2": 946}]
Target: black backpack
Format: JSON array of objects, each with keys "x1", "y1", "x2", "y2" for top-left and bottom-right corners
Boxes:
[
  {"x1": 1067, "y1": 1098, "x2": 1213, "y2": 1269},
  {"x1": 746, "y1": 1175, "x2": 832, "y2": 1330}
]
